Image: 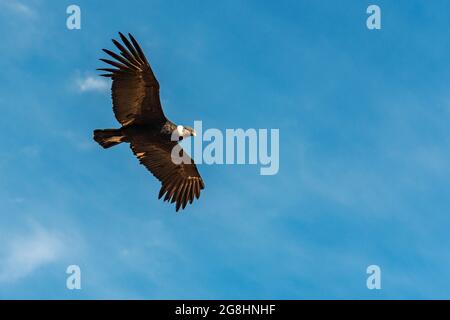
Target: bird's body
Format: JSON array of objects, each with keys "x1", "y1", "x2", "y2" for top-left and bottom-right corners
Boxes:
[{"x1": 93, "y1": 32, "x2": 204, "y2": 212}]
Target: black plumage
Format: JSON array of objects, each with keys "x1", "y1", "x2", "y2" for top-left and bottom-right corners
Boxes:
[{"x1": 93, "y1": 32, "x2": 204, "y2": 212}]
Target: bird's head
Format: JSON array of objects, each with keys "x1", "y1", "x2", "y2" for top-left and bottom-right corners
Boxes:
[{"x1": 176, "y1": 125, "x2": 197, "y2": 139}]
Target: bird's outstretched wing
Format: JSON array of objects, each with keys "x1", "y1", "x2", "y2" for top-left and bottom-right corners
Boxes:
[
  {"x1": 130, "y1": 136, "x2": 205, "y2": 212},
  {"x1": 98, "y1": 32, "x2": 166, "y2": 126}
]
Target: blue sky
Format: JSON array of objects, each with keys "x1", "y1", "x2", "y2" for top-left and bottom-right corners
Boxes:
[{"x1": 0, "y1": 0, "x2": 449, "y2": 299}]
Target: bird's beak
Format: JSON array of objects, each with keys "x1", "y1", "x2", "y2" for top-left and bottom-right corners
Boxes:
[{"x1": 192, "y1": 130, "x2": 197, "y2": 137}]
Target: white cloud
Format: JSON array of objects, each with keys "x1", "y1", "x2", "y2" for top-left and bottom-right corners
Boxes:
[
  {"x1": 0, "y1": 225, "x2": 65, "y2": 283},
  {"x1": 76, "y1": 76, "x2": 109, "y2": 93},
  {"x1": 0, "y1": 0, "x2": 34, "y2": 17}
]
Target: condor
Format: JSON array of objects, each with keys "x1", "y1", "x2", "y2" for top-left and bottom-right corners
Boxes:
[{"x1": 93, "y1": 32, "x2": 205, "y2": 212}]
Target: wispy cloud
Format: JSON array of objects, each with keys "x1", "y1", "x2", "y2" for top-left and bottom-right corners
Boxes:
[
  {"x1": 76, "y1": 76, "x2": 109, "y2": 93},
  {"x1": 0, "y1": 224, "x2": 65, "y2": 283},
  {"x1": 0, "y1": 0, "x2": 35, "y2": 17}
]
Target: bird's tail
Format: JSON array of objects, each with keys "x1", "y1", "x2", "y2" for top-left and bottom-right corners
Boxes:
[{"x1": 93, "y1": 128, "x2": 125, "y2": 149}]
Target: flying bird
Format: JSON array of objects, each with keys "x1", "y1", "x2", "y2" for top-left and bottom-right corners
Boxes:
[{"x1": 93, "y1": 32, "x2": 204, "y2": 212}]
